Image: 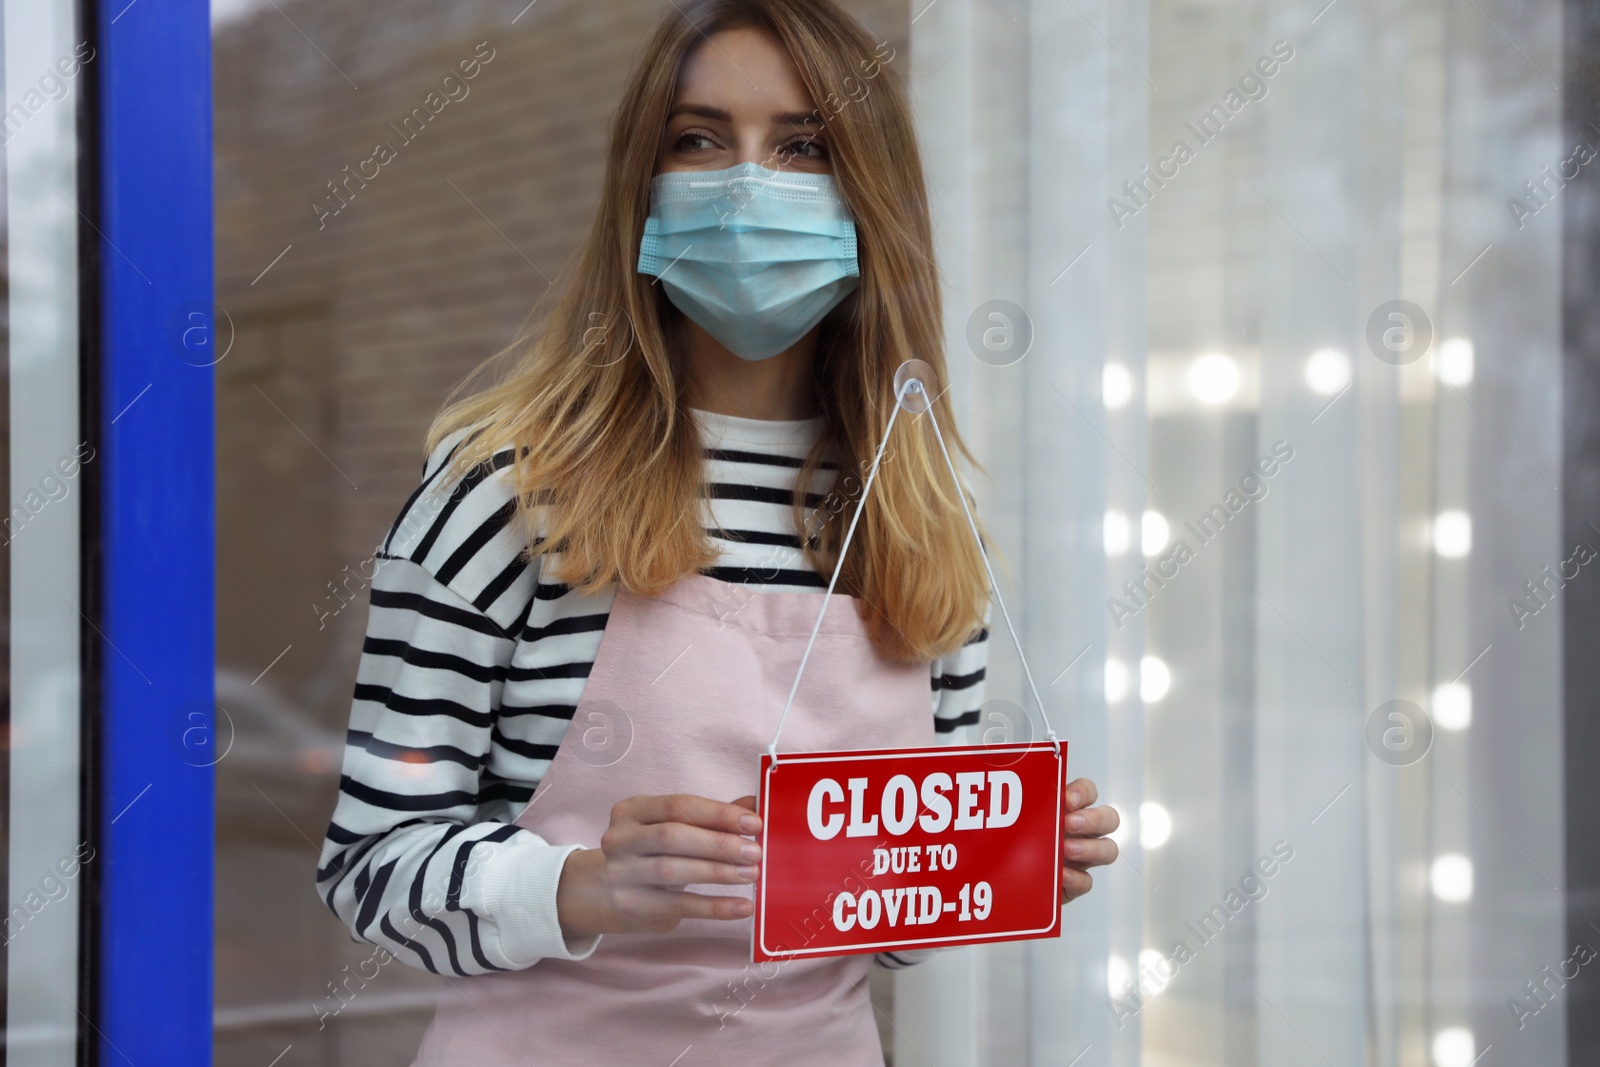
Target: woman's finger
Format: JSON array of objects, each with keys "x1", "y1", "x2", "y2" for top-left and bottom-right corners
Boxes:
[
  {"x1": 1063, "y1": 778, "x2": 1100, "y2": 811},
  {"x1": 1065, "y1": 803, "x2": 1120, "y2": 838},
  {"x1": 605, "y1": 819, "x2": 761, "y2": 866},
  {"x1": 607, "y1": 853, "x2": 758, "y2": 888},
  {"x1": 606, "y1": 885, "x2": 680, "y2": 930},
  {"x1": 623, "y1": 793, "x2": 762, "y2": 835},
  {"x1": 613, "y1": 885, "x2": 753, "y2": 925},
  {"x1": 1062, "y1": 836, "x2": 1119, "y2": 868},
  {"x1": 1060, "y1": 867, "x2": 1094, "y2": 903}
]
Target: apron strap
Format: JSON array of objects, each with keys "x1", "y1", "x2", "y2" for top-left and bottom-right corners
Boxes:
[{"x1": 766, "y1": 366, "x2": 1060, "y2": 761}]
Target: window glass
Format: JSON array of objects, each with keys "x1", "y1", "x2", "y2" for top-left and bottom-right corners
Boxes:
[
  {"x1": 3, "y1": 0, "x2": 90, "y2": 1061},
  {"x1": 211, "y1": 2, "x2": 907, "y2": 1060},
  {"x1": 215, "y1": 1, "x2": 1576, "y2": 1064}
]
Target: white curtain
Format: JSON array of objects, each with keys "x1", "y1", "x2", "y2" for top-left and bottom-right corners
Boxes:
[{"x1": 898, "y1": 0, "x2": 1567, "y2": 1064}]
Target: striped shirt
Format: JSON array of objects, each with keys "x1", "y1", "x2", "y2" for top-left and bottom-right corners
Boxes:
[{"x1": 315, "y1": 408, "x2": 990, "y2": 976}]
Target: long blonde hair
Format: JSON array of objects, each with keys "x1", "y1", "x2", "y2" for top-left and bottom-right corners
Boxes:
[{"x1": 427, "y1": 0, "x2": 989, "y2": 663}]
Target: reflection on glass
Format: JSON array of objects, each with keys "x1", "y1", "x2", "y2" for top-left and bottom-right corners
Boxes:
[{"x1": 5, "y1": 0, "x2": 88, "y2": 1060}]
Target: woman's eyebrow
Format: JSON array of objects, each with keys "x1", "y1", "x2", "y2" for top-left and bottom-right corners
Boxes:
[
  {"x1": 774, "y1": 111, "x2": 822, "y2": 130},
  {"x1": 668, "y1": 103, "x2": 821, "y2": 129},
  {"x1": 668, "y1": 103, "x2": 733, "y2": 122}
]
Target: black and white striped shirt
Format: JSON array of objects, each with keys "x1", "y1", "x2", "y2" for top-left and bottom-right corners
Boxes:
[{"x1": 315, "y1": 408, "x2": 990, "y2": 976}]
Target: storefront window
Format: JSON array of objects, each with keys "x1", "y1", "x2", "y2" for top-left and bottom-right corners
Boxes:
[{"x1": 213, "y1": 0, "x2": 1581, "y2": 1063}]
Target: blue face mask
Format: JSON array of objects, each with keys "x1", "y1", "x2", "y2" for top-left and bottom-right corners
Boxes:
[{"x1": 637, "y1": 162, "x2": 861, "y2": 361}]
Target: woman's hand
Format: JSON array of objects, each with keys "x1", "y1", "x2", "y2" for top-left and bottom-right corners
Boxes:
[
  {"x1": 557, "y1": 793, "x2": 762, "y2": 938},
  {"x1": 1061, "y1": 777, "x2": 1119, "y2": 904}
]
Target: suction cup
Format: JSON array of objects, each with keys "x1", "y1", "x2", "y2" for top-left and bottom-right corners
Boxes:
[{"x1": 893, "y1": 359, "x2": 937, "y2": 413}]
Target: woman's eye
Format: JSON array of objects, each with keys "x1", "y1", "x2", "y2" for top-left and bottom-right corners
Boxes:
[
  {"x1": 779, "y1": 137, "x2": 828, "y2": 162},
  {"x1": 673, "y1": 131, "x2": 718, "y2": 153}
]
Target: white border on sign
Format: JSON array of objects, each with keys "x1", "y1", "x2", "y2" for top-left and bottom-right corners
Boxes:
[{"x1": 754, "y1": 744, "x2": 1064, "y2": 960}]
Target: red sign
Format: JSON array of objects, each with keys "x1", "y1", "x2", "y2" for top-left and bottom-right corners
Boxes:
[{"x1": 751, "y1": 742, "x2": 1065, "y2": 962}]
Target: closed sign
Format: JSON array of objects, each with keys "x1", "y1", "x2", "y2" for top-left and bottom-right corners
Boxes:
[{"x1": 751, "y1": 742, "x2": 1064, "y2": 962}]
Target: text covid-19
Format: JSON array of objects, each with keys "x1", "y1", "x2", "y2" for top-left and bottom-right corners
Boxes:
[{"x1": 804, "y1": 770, "x2": 1024, "y2": 934}]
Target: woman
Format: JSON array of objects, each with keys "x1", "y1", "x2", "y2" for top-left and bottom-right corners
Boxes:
[{"x1": 315, "y1": 1, "x2": 1119, "y2": 1062}]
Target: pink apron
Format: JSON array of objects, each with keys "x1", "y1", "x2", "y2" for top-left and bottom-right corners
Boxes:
[{"x1": 410, "y1": 573, "x2": 935, "y2": 1066}]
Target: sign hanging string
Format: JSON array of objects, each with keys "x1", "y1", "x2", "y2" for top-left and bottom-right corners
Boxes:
[{"x1": 766, "y1": 372, "x2": 1061, "y2": 761}]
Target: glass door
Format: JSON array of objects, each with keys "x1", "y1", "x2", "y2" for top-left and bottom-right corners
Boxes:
[{"x1": 3, "y1": 0, "x2": 89, "y2": 1062}]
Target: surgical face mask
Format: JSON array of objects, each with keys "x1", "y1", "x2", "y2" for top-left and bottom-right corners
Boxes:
[{"x1": 637, "y1": 162, "x2": 861, "y2": 361}]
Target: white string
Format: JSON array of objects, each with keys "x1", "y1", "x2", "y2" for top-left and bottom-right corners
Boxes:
[
  {"x1": 920, "y1": 385, "x2": 1059, "y2": 753},
  {"x1": 766, "y1": 376, "x2": 1059, "y2": 760},
  {"x1": 766, "y1": 380, "x2": 908, "y2": 761}
]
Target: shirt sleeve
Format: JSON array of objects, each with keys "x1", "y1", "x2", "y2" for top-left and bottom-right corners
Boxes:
[
  {"x1": 315, "y1": 434, "x2": 599, "y2": 976},
  {"x1": 931, "y1": 603, "x2": 991, "y2": 742},
  {"x1": 872, "y1": 603, "x2": 992, "y2": 972},
  {"x1": 314, "y1": 553, "x2": 600, "y2": 975}
]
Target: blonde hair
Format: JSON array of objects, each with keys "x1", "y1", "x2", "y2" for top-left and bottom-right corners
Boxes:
[{"x1": 427, "y1": 0, "x2": 989, "y2": 663}]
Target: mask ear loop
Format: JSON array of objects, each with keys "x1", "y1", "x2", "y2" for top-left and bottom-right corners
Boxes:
[{"x1": 765, "y1": 367, "x2": 1060, "y2": 763}]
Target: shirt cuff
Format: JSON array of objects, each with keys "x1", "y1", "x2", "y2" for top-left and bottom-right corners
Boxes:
[
  {"x1": 874, "y1": 948, "x2": 941, "y2": 968},
  {"x1": 472, "y1": 839, "x2": 603, "y2": 967}
]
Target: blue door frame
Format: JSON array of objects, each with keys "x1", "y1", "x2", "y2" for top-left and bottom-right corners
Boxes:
[{"x1": 95, "y1": 0, "x2": 214, "y2": 1060}]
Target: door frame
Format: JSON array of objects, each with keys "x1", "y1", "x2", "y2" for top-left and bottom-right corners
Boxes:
[{"x1": 92, "y1": 0, "x2": 214, "y2": 1060}]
